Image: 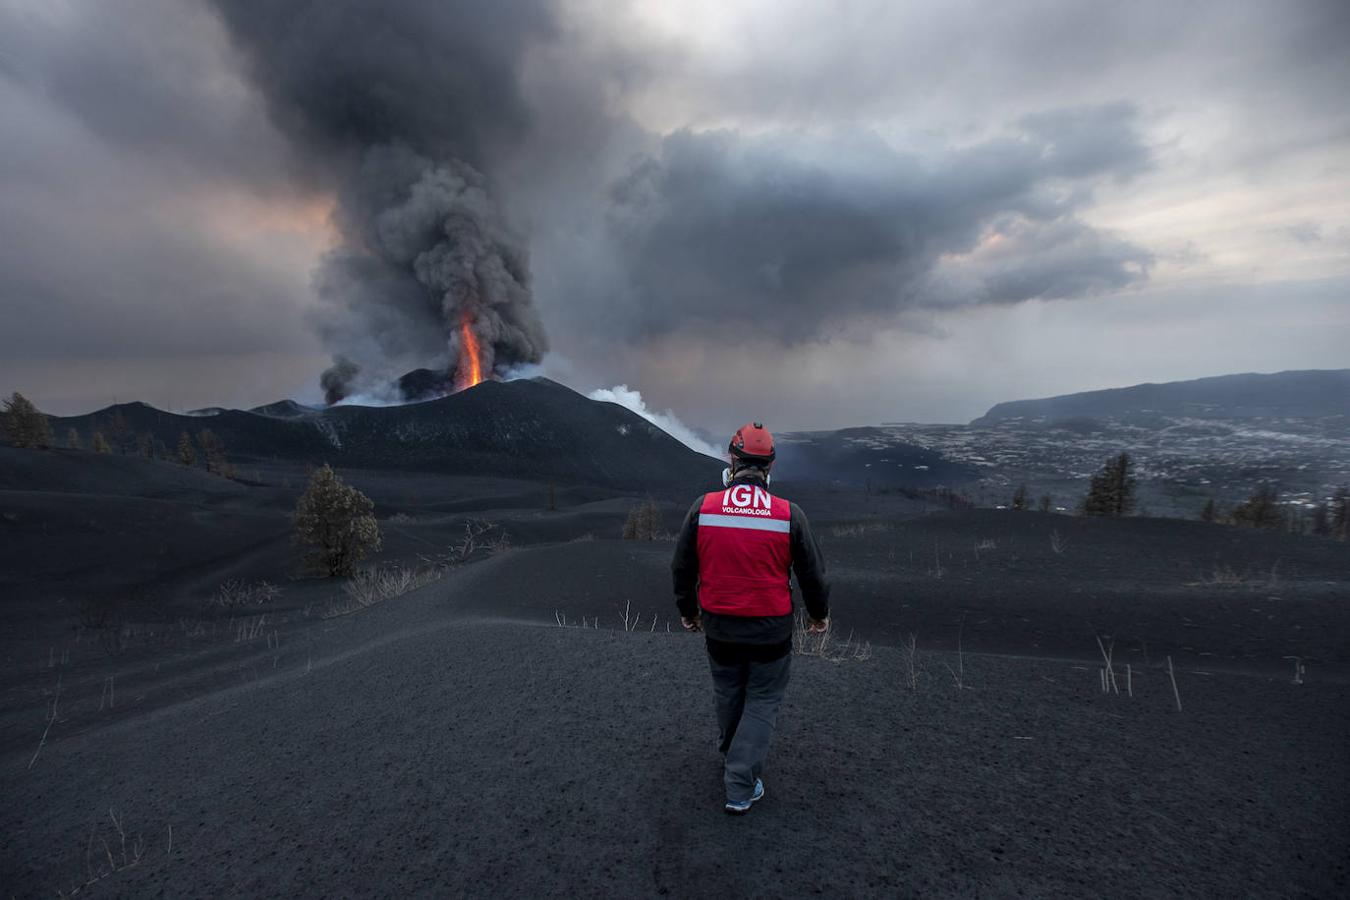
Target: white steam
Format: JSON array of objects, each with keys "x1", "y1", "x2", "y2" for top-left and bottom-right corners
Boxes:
[{"x1": 588, "y1": 385, "x2": 723, "y2": 459}]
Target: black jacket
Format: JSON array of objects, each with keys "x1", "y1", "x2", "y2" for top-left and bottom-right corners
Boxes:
[{"x1": 671, "y1": 477, "x2": 830, "y2": 645}]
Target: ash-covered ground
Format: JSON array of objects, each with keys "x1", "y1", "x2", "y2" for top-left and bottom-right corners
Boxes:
[{"x1": 1, "y1": 378, "x2": 1348, "y2": 897}]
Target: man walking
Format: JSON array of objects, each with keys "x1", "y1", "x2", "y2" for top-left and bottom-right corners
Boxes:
[{"x1": 672, "y1": 422, "x2": 830, "y2": 814}]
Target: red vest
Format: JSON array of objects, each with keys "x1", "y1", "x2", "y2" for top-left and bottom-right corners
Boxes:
[{"x1": 696, "y1": 483, "x2": 793, "y2": 617}]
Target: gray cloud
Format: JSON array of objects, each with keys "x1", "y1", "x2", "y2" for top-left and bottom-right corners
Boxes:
[
  {"x1": 0, "y1": 1, "x2": 314, "y2": 370},
  {"x1": 597, "y1": 105, "x2": 1152, "y2": 341},
  {"x1": 0, "y1": 0, "x2": 287, "y2": 185}
]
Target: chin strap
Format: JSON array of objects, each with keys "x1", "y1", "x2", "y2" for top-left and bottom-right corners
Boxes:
[{"x1": 722, "y1": 468, "x2": 771, "y2": 488}]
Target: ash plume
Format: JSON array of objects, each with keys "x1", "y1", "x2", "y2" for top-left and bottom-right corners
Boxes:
[{"x1": 210, "y1": 0, "x2": 551, "y2": 401}]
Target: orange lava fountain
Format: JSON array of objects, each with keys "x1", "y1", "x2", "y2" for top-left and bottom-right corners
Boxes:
[{"x1": 457, "y1": 314, "x2": 484, "y2": 390}]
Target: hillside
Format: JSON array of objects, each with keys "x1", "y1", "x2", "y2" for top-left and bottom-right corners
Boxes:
[
  {"x1": 49, "y1": 378, "x2": 721, "y2": 493},
  {"x1": 777, "y1": 370, "x2": 1350, "y2": 516},
  {"x1": 971, "y1": 369, "x2": 1350, "y2": 425}
]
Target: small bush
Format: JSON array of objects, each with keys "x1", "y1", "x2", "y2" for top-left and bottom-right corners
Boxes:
[{"x1": 622, "y1": 497, "x2": 660, "y2": 540}]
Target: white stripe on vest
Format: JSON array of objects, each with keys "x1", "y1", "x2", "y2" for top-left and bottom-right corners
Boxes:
[{"x1": 698, "y1": 513, "x2": 790, "y2": 533}]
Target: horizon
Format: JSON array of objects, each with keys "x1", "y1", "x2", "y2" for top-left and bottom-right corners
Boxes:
[
  {"x1": 26, "y1": 365, "x2": 1346, "y2": 441},
  {"x1": 2, "y1": 1, "x2": 1348, "y2": 433}
]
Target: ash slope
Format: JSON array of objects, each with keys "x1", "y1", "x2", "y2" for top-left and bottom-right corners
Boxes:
[
  {"x1": 2, "y1": 575, "x2": 1346, "y2": 898},
  {"x1": 2, "y1": 442, "x2": 1348, "y2": 895},
  {"x1": 50, "y1": 377, "x2": 721, "y2": 493}
]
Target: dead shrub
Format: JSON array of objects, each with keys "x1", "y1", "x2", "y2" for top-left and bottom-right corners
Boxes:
[
  {"x1": 451, "y1": 519, "x2": 511, "y2": 561},
  {"x1": 211, "y1": 579, "x2": 281, "y2": 609},
  {"x1": 325, "y1": 564, "x2": 446, "y2": 618},
  {"x1": 792, "y1": 610, "x2": 871, "y2": 662},
  {"x1": 829, "y1": 521, "x2": 889, "y2": 538}
]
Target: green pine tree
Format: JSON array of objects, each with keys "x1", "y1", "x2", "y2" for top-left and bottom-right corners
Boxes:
[
  {"x1": 293, "y1": 464, "x2": 382, "y2": 576},
  {"x1": 1329, "y1": 486, "x2": 1348, "y2": 540},
  {"x1": 177, "y1": 431, "x2": 197, "y2": 467},
  {"x1": 1231, "y1": 483, "x2": 1283, "y2": 530},
  {"x1": 1083, "y1": 452, "x2": 1136, "y2": 517},
  {"x1": 1, "y1": 392, "x2": 55, "y2": 449},
  {"x1": 196, "y1": 429, "x2": 230, "y2": 475}
]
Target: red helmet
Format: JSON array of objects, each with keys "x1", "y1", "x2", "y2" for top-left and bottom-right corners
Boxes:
[{"x1": 729, "y1": 421, "x2": 775, "y2": 465}]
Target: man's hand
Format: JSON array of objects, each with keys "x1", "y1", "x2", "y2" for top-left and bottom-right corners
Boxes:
[
  {"x1": 807, "y1": 616, "x2": 830, "y2": 634},
  {"x1": 681, "y1": 615, "x2": 702, "y2": 633}
]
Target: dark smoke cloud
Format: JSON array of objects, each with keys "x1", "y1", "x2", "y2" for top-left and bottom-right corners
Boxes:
[
  {"x1": 314, "y1": 146, "x2": 547, "y2": 396},
  {"x1": 597, "y1": 104, "x2": 1152, "y2": 342},
  {"x1": 210, "y1": 0, "x2": 553, "y2": 399}
]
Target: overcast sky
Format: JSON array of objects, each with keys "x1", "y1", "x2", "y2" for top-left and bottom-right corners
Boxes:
[{"x1": 1, "y1": 0, "x2": 1347, "y2": 431}]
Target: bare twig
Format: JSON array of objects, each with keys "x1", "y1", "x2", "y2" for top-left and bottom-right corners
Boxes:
[
  {"x1": 1095, "y1": 635, "x2": 1119, "y2": 694},
  {"x1": 1166, "y1": 656, "x2": 1182, "y2": 712},
  {"x1": 903, "y1": 633, "x2": 919, "y2": 690},
  {"x1": 958, "y1": 616, "x2": 965, "y2": 684},
  {"x1": 28, "y1": 670, "x2": 62, "y2": 770},
  {"x1": 944, "y1": 661, "x2": 964, "y2": 690}
]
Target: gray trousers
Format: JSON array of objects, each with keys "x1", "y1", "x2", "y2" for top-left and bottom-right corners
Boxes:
[{"x1": 708, "y1": 650, "x2": 792, "y2": 802}]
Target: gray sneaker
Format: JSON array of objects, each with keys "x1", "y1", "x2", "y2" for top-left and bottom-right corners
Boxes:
[{"x1": 724, "y1": 779, "x2": 765, "y2": 815}]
